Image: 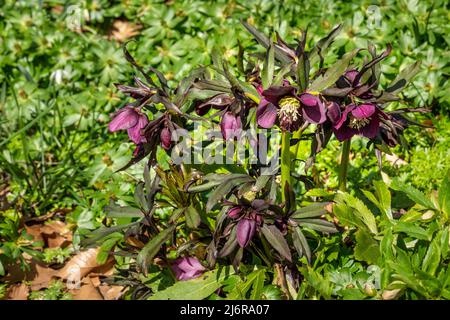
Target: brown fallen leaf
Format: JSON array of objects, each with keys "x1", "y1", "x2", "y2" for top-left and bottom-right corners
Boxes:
[
  {"x1": 3, "y1": 253, "x2": 57, "y2": 291},
  {"x1": 57, "y1": 247, "x2": 103, "y2": 281},
  {"x1": 41, "y1": 220, "x2": 72, "y2": 248},
  {"x1": 89, "y1": 257, "x2": 115, "y2": 277},
  {"x1": 6, "y1": 283, "x2": 29, "y2": 300},
  {"x1": 24, "y1": 224, "x2": 45, "y2": 244},
  {"x1": 69, "y1": 277, "x2": 104, "y2": 300},
  {"x1": 385, "y1": 153, "x2": 407, "y2": 167},
  {"x1": 98, "y1": 285, "x2": 125, "y2": 300},
  {"x1": 111, "y1": 20, "x2": 141, "y2": 42}
]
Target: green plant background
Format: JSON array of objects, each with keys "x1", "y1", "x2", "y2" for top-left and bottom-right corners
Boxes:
[{"x1": 0, "y1": 0, "x2": 449, "y2": 300}]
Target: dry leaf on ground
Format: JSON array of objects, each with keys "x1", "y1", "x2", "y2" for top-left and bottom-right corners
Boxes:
[
  {"x1": 6, "y1": 283, "x2": 29, "y2": 300},
  {"x1": 57, "y1": 247, "x2": 103, "y2": 281},
  {"x1": 110, "y1": 20, "x2": 141, "y2": 42},
  {"x1": 69, "y1": 277, "x2": 104, "y2": 300}
]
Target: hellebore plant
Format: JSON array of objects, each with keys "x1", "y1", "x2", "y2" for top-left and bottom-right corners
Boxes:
[{"x1": 99, "y1": 22, "x2": 427, "y2": 298}]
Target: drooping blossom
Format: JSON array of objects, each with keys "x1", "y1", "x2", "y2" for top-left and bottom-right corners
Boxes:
[
  {"x1": 220, "y1": 112, "x2": 242, "y2": 140},
  {"x1": 256, "y1": 84, "x2": 326, "y2": 132},
  {"x1": 333, "y1": 103, "x2": 386, "y2": 141},
  {"x1": 225, "y1": 199, "x2": 267, "y2": 248},
  {"x1": 108, "y1": 105, "x2": 148, "y2": 144},
  {"x1": 194, "y1": 93, "x2": 244, "y2": 140},
  {"x1": 171, "y1": 257, "x2": 206, "y2": 281}
]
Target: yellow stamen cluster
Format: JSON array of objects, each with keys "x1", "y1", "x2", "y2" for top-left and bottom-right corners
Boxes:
[
  {"x1": 278, "y1": 96, "x2": 300, "y2": 121},
  {"x1": 348, "y1": 115, "x2": 371, "y2": 129}
]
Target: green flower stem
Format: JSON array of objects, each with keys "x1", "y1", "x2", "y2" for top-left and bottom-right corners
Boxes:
[
  {"x1": 338, "y1": 139, "x2": 351, "y2": 192},
  {"x1": 281, "y1": 130, "x2": 292, "y2": 201}
]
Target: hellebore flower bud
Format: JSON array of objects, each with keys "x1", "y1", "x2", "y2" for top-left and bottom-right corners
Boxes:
[
  {"x1": 237, "y1": 218, "x2": 257, "y2": 248},
  {"x1": 220, "y1": 112, "x2": 242, "y2": 140},
  {"x1": 227, "y1": 206, "x2": 242, "y2": 219},
  {"x1": 160, "y1": 127, "x2": 172, "y2": 150},
  {"x1": 171, "y1": 257, "x2": 206, "y2": 281}
]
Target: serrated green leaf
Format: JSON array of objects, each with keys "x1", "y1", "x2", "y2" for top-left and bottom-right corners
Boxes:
[{"x1": 354, "y1": 229, "x2": 380, "y2": 264}]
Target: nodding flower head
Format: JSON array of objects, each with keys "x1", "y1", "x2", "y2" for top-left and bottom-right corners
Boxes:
[
  {"x1": 171, "y1": 257, "x2": 206, "y2": 281},
  {"x1": 256, "y1": 84, "x2": 326, "y2": 132},
  {"x1": 220, "y1": 112, "x2": 242, "y2": 140},
  {"x1": 160, "y1": 126, "x2": 172, "y2": 150},
  {"x1": 333, "y1": 103, "x2": 385, "y2": 141},
  {"x1": 108, "y1": 105, "x2": 148, "y2": 144}
]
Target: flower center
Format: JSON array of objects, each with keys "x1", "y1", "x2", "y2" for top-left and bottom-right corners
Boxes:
[
  {"x1": 278, "y1": 96, "x2": 300, "y2": 121},
  {"x1": 348, "y1": 115, "x2": 371, "y2": 129}
]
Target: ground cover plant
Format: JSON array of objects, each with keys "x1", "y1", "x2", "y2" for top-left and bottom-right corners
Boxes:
[{"x1": 0, "y1": 0, "x2": 449, "y2": 300}]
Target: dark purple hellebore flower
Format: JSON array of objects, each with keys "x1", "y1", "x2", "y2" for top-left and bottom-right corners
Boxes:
[
  {"x1": 256, "y1": 84, "x2": 326, "y2": 132},
  {"x1": 220, "y1": 112, "x2": 242, "y2": 140},
  {"x1": 108, "y1": 105, "x2": 148, "y2": 144},
  {"x1": 160, "y1": 126, "x2": 172, "y2": 150},
  {"x1": 333, "y1": 103, "x2": 385, "y2": 141},
  {"x1": 226, "y1": 200, "x2": 266, "y2": 248},
  {"x1": 171, "y1": 257, "x2": 206, "y2": 281},
  {"x1": 237, "y1": 217, "x2": 257, "y2": 248}
]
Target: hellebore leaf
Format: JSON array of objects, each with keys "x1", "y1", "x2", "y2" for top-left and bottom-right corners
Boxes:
[
  {"x1": 252, "y1": 175, "x2": 271, "y2": 193},
  {"x1": 242, "y1": 21, "x2": 292, "y2": 64},
  {"x1": 296, "y1": 219, "x2": 338, "y2": 233},
  {"x1": 262, "y1": 42, "x2": 275, "y2": 90},
  {"x1": 219, "y1": 227, "x2": 238, "y2": 258},
  {"x1": 105, "y1": 204, "x2": 144, "y2": 218},
  {"x1": 292, "y1": 226, "x2": 311, "y2": 263},
  {"x1": 309, "y1": 48, "x2": 360, "y2": 92},
  {"x1": 309, "y1": 24, "x2": 343, "y2": 67},
  {"x1": 185, "y1": 205, "x2": 201, "y2": 229},
  {"x1": 206, "y1": 175, "x2": 254, "y2": 212},
  {"x1": 386, "y1": 61, "x2": 422, "y2": 94},
  {"x1": 291, "y1": 202, "x2": 331, "y2": 219},
  {"x1": 148, "y1": 267, "x2": 236, "y2": 300},
  {"x1": 354, "y1": 229, "x2": 380, "y2": 264},
  {"x1": 261, "y1": 224, "x2": 292, "y2": 262},
  {"x1": 297, "y1": 51, "x2": 310, "y2": 92},
  {"x1": 137, "y1": 224, "x2": 176, "y2": 275},
  {"x1": 81, "y1": 222, "x2": 139, "y2": 246}
]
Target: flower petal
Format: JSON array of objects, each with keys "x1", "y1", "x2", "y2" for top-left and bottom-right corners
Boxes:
[
  {"x1": 326, "y1": 101, "x2": 341, "y2": 124},
  {"x1": 237, "y1": 218, "x2": 257, "y2": 248},
  {"x1": 333, "y1": 125, "x2": 356, "y2": 142},
  {"x1": 351, "y1": 103, "x2": 376, "y2": 119},
  {"x1": 300, "y1": 94, "x2": 326, "y2": 124},
  {"x1": 227, "y1": 206, "x2": 242, "y2": 219},
  {"x1": 262, "y1": 85, "x2": 295, "y2": 105},
  {"x1": 160, "y1": 127, "x2": 172, "y2": 150},
  {"x1": 171, "y1": 257, "x2": 205, "y2": 281},
  {"x1": 108, "y1": 107, "x2": 139, "y2": 132},
  {"x1": 360, "y1": 115, "x2": 380, "y2": 139},
  {"x1": 220, "y1": 112, "x2": 242, "y2": 140},
  {"x1": 256, "y1": 100, "x2": 277, "y2": 128},
  {"x1": 127, "y1": 114, "x2": 148, "y2": 144},
  {"x1": 334, "y1": 104, "x2": 356, "y2": 130}
]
